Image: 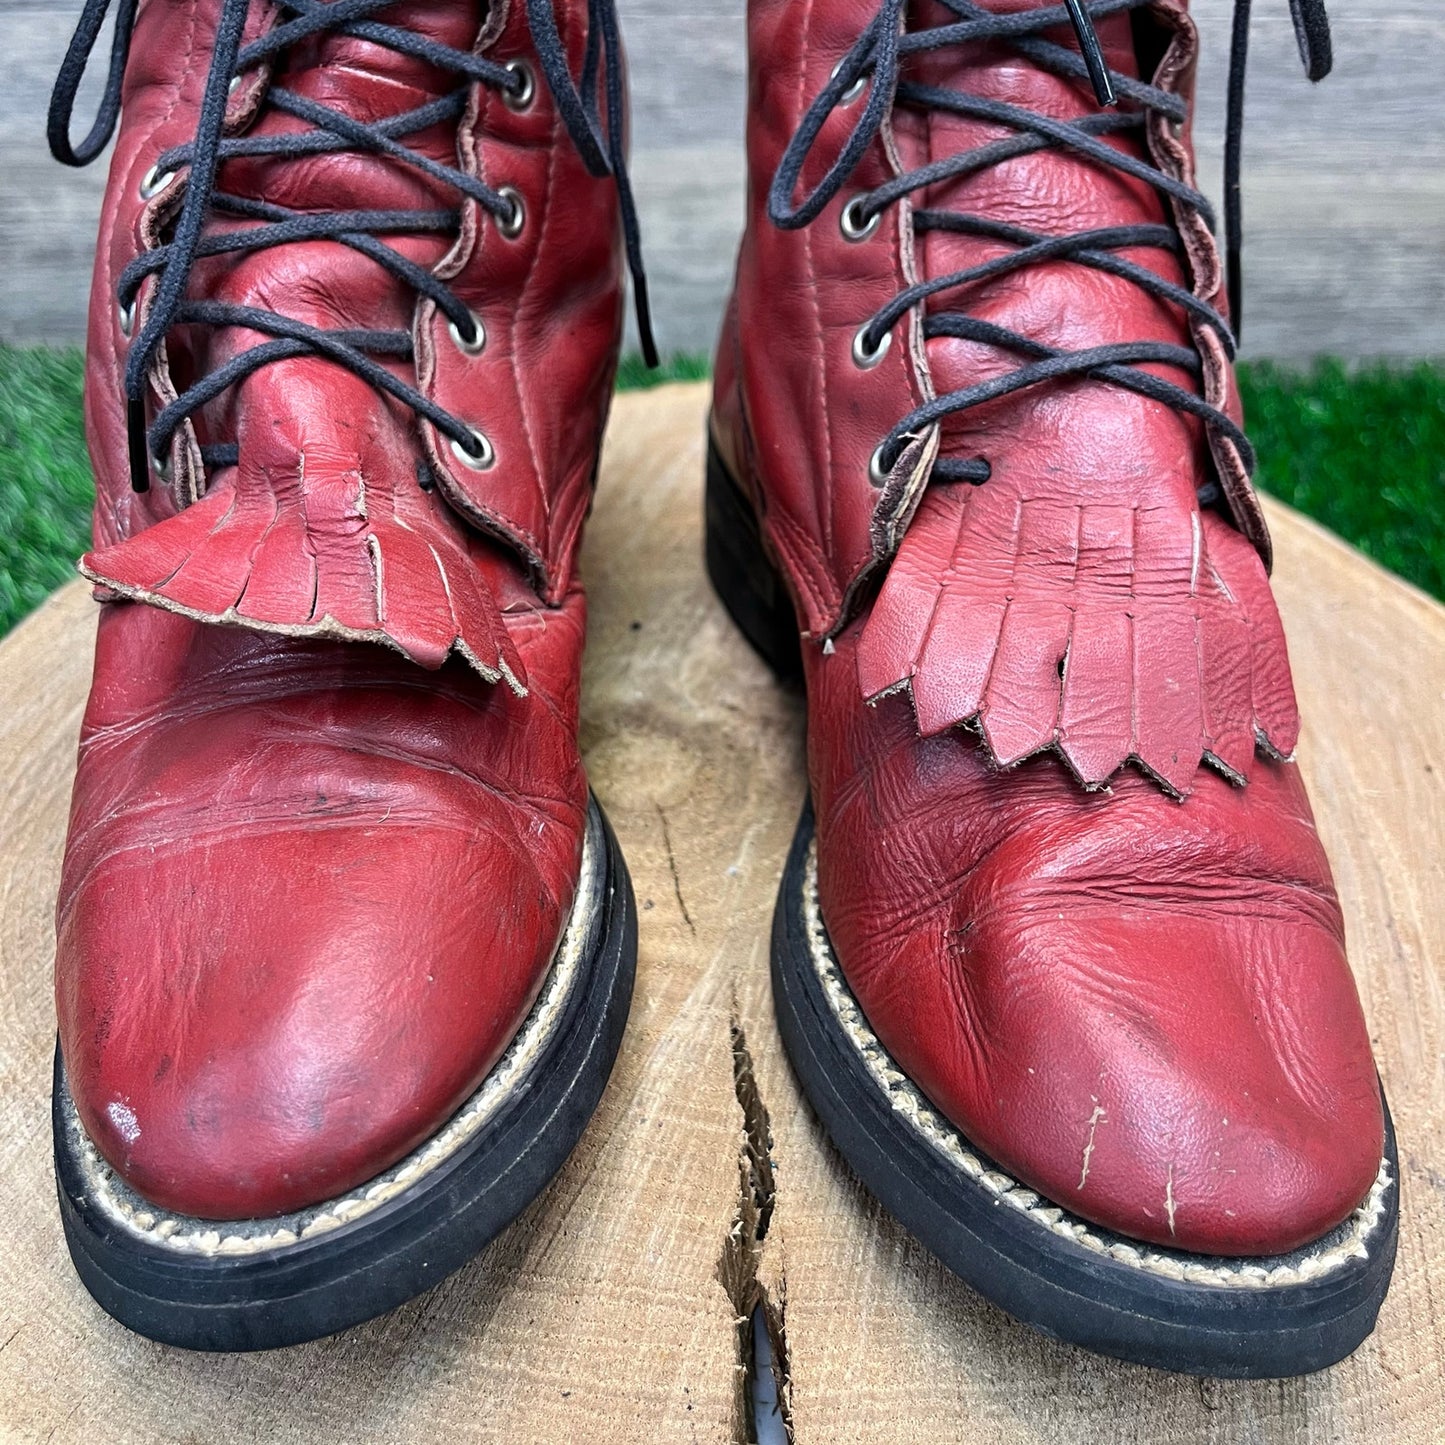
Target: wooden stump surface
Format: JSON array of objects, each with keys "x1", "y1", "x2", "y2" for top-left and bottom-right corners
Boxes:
[{"x1": 0, "y1": 382, "x2": 1441, "y2": 1442}]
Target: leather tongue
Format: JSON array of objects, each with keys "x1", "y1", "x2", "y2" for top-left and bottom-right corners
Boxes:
[
  {"x1": 854, "y1": 0, "x2": 1299, "y2": 792},
  {"x1": 892, "y1": 0, "x2": 1206, "y2": 500},
  {"x1": 90, "y1": 3, "x2": 529, "y2": 684},
  {"x1": 84, "y1": 360, "x2": 526, "y2": 688}
]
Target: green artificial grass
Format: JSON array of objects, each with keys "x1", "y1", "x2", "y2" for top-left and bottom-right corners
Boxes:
[
  {"x1": 616, "y1": 350, "x2": 711, "y2": 391},
  {"x1": 1, "y1": 345, "x2": 1441, "y2": 635},
  {"x1": 0, "y1": 346, "x2": 95, "y2": 637},
  {"x1": 1238, "y1": 360, "x2": 1445, "y2": 600}
]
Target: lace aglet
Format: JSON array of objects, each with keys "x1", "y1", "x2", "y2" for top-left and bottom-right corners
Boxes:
[
  {"x1": 1063, "y1": 0, "x2": 1117, "y2": 107},
  {"x1": 125, "y1": 393, "x2": 150, "y2": 493}
]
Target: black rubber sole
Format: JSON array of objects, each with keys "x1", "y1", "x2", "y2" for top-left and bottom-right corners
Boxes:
[
  {"x1": 704, "y1": 430, "x2": 1400, "y2": 1378},
  {"x1": 54, "y1": 794, "x2": 637, "y2": 1352}
]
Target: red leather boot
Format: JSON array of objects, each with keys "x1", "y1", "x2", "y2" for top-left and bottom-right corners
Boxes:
[
  {"x1": 709, "y1": 0, "x2": 1396, "y2": 1375},
  {"x1": 46, "y1": 0, "x2": 646, "y2": 1349}
]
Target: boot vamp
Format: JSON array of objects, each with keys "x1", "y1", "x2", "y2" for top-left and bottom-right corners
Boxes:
[
  {"x1": 56, "y1": 583, "x2": 587, "y2": 1220},
  {"x1": 808, "y1": 629, "x2": 1384, "y2": 1256}
]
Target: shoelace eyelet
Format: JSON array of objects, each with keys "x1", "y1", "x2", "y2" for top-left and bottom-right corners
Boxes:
[
  {"x1": 868, "y1": 442, "x2": 891, "y2": 487},
  {"x1": 503, "y1": 59, "x2": 536, "y2": 111},
  {"x1": 852, "y1": 321, "x2": 891, "y2": 370},
  {"x1": 840, "y1": 195, "x2": 880, "y2": 242},
  {"x1": 496, "y1": 186, "x2": 526, "y2": 239},
  {"x1": 49, "y1": 0, "x2": 660, "y2": 496},
  {"x1": 447, "y1": 310, "x2": 486, "y2": 356},
  {"x1": 829, "y1": 57, "x2": 867, "y2": 105},
  {"x1": 451, "y1": 428, "x2": 496, "y2": 470},
  {"x1": 151, "y1": 448, "x2": 174, "y2": 485},
  {"x1": 138, "y1": 163, "x2": 177, "y2": 201}
]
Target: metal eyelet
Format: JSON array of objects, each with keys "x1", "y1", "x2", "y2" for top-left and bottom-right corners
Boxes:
[
  {"x1": 829, "y1": 57, "x2": 868, "y2": 104},
  {"x1": 496, "y1": 186, "x2": 526, "y2": 240},
  {"x1": 151, "y1": 448, "x2": 174, "y2": 485},
  {"x1": 450, "y1": 428, "x2": 496, "y2": 470},
  {"x1": 139, "y1": 164, "x2": 176, "y2": 201},
  {"x1": 868, "y1": 442, "x2": 891, "y2": 487},
  {"x1": 447, "y1": 309, "x2": 486, "y2": 356},
  {"x1": 503, "y1": 59, "x2": 535, "y2": 111},
  {"x1": 118, "y1": 298, "x2": 136, "y2": 337},
  {"x1": 840, "y1": 195, "x2": 880, "y2": 242},
  {"x1": 228, "y1": 74, "x2": 242, "y2": 95},
  {"x1": 851, "y1": 321, "x2": 891, "y2": 370}
]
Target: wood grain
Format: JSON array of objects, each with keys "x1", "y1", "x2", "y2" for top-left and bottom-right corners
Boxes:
[
  {"x1": 5, "y1": 0, "x2": 1444, "y2": 358},
  {"x1": 1, "y1": 383, "x2": 1442, "y2": 1441}
]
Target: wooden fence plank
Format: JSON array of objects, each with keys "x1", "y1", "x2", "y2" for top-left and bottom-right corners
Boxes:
[{"x1": 4, "y1": 0, "x2": 1443, "y2": 357}]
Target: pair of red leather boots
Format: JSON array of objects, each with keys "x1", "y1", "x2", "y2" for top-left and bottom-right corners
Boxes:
[{"x1": 46, "y1": 0, "x2": 1395, "y2": 1374}]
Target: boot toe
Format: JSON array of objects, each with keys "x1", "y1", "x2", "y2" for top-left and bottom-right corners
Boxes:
[
  {"x1": 54, "y1": 611, "x2": 586, "y2": 1222},
  {"x1": 945, "y1": 876, "x2": 1384, "y2": 1255},
  {"x1": 59, "y1": 802, "x2": 574, "y2": 1219},
  {"x1": 58, "y1": 800, "x2": 572, "y2": 1220},
  {"x1": 817, "y1": 714, "x2": 1384, "y2": 1258}
]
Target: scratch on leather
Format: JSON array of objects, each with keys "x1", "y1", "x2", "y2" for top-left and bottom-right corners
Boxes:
[
  {"x1": 1078, "y1": 1098, "x2": 1107, "y2": 1190},
  {"x1": 802, "y1": 840, "x2": 1393, "y2": 1289}
]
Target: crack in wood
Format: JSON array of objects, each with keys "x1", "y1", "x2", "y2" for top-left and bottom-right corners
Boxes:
[
  {"x1": 717, "y1": 1015, "x2": 793, "y2": 1443},
  {"x1": 655, "y1": 801, "x2": 696, "y2": 936}
]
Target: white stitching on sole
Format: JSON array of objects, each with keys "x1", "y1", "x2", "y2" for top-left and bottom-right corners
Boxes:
[
  {"x1": 61, "y1": 810, "x2": 602, "y2": 1258},
  {"x1": 800, "y1": 840, "x2": 1391, "y2": 1290}
]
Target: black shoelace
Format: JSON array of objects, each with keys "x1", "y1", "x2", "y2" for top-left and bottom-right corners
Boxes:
[
  {"x1": 49, "y1": 0, "x2": 657, "y2": 494},
  {"x1": 769, "y1": 0, "x2": 1331, "y2": 489}
]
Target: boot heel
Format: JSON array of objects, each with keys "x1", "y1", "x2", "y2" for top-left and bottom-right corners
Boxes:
[{"x1": 704, "y1": 432, "x2": 804, "y2": 683}]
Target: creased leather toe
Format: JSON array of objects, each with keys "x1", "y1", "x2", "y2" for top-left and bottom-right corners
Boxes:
[{"x1": 57, "y1": 599, "x2": 587, "y2": 1220}]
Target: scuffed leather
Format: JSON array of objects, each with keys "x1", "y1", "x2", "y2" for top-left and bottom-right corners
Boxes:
[
  {"x1": 716, "y1": 0, "x2": 1383, "y2": 1252},
  {"x1": 84, "y1": 370, "x2": 530, "y2": 686},
  {"x1": 417, "y1": 0, "x2": 623, "y2": 601},
  {"x1": 725, "y1": 0, "x2": 930, "y2": 639},
  {"x1": 864, "y1": 0, "x2": 1297, "y2": 787},
  {"x1": 83, "y1": 0, "x2": 622, "y2": 659},
  {"x1": 855, "y1": 487, "x2": 1298, "y2": 792},
  {"x1": 59, "y1": 0, "x2": 621, "y2": 1219}
]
